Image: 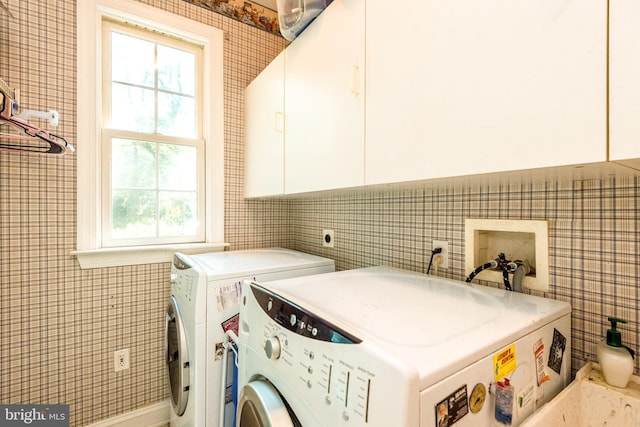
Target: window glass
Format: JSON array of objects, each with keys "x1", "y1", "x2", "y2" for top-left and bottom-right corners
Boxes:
[
  {"x1": 111, "y1": 83, "x2": 156, "y2": 133},
  {"x1": 159, "y1": 191, "x2": 198, "y2": 237},
  {"x1": 158, "y1": 144, "x2": 197, "y2": 190},
  {"x1": 103, "y1": 20, "x2": 203, "y2": 246},
  {"x1": 109, "y1": 27, "x2": 197, "y2": 137},
  {"x1": 110, "y1": 138, "x2": 199, "y2": 240},
  {"x1": 157, "y1": 45, "x2": 196, "y2": 95},
  {"x1": 111, "y1": 32, "x2": 155, "y2": 87},
  {"x1": 158, "y1": 92, "x2": 196, "y2": 138}
]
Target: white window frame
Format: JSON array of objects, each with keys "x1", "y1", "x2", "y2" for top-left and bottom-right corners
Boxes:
[
  {"x1": 101, "y1": 20, "x2": 206, "y2": 247},
  {"x1": 75, "y1": 0, "x2": 226, "y2": 269}
]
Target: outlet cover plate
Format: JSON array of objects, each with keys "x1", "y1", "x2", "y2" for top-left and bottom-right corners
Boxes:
[
  {"x1": 432, "y1": 240, "x2": 449, "y2": 269},
  {"x1": 114, "y1": 349, "x2": 130, "y2": 372},
  {"x1": 322, "y1": 229, "x2": 334, "y2": 248}
]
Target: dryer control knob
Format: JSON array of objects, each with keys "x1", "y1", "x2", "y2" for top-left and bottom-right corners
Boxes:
[{"x1": 264, "y1": 337, "x2": 282, "y2": 360}]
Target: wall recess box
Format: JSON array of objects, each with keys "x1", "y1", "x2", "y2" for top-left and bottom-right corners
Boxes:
[{"x1": 464, "y1": 219, "x2": 549, "y2": 292}]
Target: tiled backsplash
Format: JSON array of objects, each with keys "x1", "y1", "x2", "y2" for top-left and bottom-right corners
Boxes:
[{"x1": 1, "y1": 1, "x2": 639, "y2": 426}]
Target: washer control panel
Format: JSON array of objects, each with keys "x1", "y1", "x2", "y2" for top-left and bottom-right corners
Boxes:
[
  {"x1": 245, "y1": 283, "x2": 412, "y2": 426},
  {"x1": 171, "y1": 254, "x2": 197, "y2": 302},
  {"x1": 251, "y1": 283, "x2": 361, "y2": 344}
]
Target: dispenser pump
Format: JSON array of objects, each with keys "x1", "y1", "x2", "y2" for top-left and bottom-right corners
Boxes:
[{"x1": 606, "y1": 317, "x2": 625, "y2": 347}]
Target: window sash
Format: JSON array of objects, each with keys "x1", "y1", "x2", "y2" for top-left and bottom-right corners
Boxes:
[
  {"x1": 102, "y1": 19, "x2": 204, "y2": 137},
  {"x1": 100, "y1": 129, "x2": 206, "y2": 247},
  {"x1": 101, "y1": 18, "x2": 206, "y2": 247}
]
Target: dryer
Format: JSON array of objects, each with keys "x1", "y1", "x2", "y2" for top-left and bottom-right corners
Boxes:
[
  {"x1": 237, "y1": 266, "x2": 571, "y2": 427},
  {"x1": 166, "y1": 248, "x2": 335, "y2": 427}
]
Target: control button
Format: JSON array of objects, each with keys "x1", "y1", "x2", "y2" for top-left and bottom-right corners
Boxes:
[
  {"x1": 311, "y1": 327, "x2": 318, "y2": 336},
  {"x1": 299, "y1": 321, "x2": 305, "y2": 329},
  {"x1": 267, "y1": 299, "x2": 273, "y2": 311},
  {"x1": 307, "y1": 380, "x2": 312, "y2": 388},
  {"x1": 309, "y1": 351, "x2": 314, "y2": 360},
  {"x1": 290, "y1": 314, "x2": 297, "y2": 326},
  {"x1": 342, "y1": 412, "x2": 349, "y2": 421},
  {"x1": 325, "y1": 396, "x2": 332, "y2": 406},
  {"x1": 264, "y1": 337, "x2": 281, "y2": 360},
  {"x1": 308, "y1": 366, "x2": 313, "y2": 374}
]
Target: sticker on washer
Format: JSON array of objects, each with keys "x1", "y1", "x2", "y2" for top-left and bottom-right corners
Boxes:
[
  {"x1": 547, "y1": 328, "x2": 567, "y2": 374},
  {"x1": 435, "y1": 385, "x2": 468, "y2": 427},
  {"x1": 215, "y1": 280, "x2": 243, "y2": 311},
  {"x1": 493, "y1": 344, "x2": 517, "y2": 382},
  {"x1": 533, "y1": 338, "x2": 550, "y2": 386},
  {"x1": 469, "y1": 383, "x2": 486, "y2": 414},
  {"x1": 516, "y1": 381, "x2": 535, "y2": 415},
  {"x1": 222, "y1": 313, "x2": 240, "y2": 335},
  {"x1": 214, "y1": 342, "x2": 225, "y2": 360}
]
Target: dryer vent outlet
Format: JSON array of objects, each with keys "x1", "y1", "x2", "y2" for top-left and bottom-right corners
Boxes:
[{"x1": 114, "y1": 349, "x2": 130, "y2": 372}]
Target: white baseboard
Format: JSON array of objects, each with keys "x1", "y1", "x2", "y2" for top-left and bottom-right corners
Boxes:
[{"x1": 85, "y1": 400, "x2": 170, "y2": 427}]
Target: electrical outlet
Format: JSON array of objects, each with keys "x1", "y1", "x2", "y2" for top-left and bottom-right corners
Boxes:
[
  {"x1": 114, "y1": 349, "x2": 130, "y2": 372},
  {"x1": 433, "y1": 240, "x2": 449, "y2": 269},
  {"x1": 322, "y1": 229, "x2": 335, "y2": 248}
]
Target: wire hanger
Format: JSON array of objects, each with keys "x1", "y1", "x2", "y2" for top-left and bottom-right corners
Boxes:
[{"x1": 0, "y1": 80, "x2": 74, "y2": 155}]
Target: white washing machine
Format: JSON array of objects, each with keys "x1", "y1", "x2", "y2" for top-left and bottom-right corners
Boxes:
[
  {"x1": 237, "y1": 266, "x2": 572, "y2": 427},
  {"x1": 165, "y1": 248, "x2": 335, "y2": 427}
]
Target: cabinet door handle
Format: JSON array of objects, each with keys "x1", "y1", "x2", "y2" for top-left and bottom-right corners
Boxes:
[
  {"x1": 350, "y1": 64, "x2": 360, "y2": 95},
  {"x1": 274, "y1": 111, "x2": 284, "y2": 132}
]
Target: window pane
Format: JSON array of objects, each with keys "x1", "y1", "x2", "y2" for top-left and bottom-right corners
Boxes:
[
  {"x1": 111, "y1": 83, "x2": 155, "y2": 132},
  {"x1": 158, "y1": 191, "x2": 197, "y2": 237},
  {"x1": 158, "y1": 144, "x2": 197, "y2": 190},
  {"x1": 157, "y1": 45, "x2": 195, "y2": 95},
  {"x1": 111, "y1": 189, "x2": 157, "y2": 239},
  {"x1": 112, "y1": 139, "x2": 157, "y2": 188},
  {"x1": 100, "y1": 18, "x2": 209, "y2": 248},
  {"x1": 158, "y1": 92, "x2": 196, "y2": 138},
  {"x1": 111, "y1": 32, "x2": 155, "y2": 88}
]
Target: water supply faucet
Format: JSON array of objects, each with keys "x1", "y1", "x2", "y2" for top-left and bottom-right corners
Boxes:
[{"x1": 465, "y1": 253, "x2": 530, "y2": 292}]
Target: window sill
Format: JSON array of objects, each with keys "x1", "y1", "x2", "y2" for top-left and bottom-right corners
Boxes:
[{"x1": 71, "y1": 242, "x2": 230, "y2": 269}]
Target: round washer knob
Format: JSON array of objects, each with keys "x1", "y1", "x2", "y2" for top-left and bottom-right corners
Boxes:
[{"x1": 264, "y1": 337, "x2": 281, "y2": 360}]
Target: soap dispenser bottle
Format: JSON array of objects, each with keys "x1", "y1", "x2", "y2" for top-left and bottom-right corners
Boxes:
[{"x1": 596, "y1": 317, "x2": 635, "y2": 388}]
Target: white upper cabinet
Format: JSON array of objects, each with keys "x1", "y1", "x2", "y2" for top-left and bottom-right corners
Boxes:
[
  {"x1": 609, "y1": 0, "x2": 640, "y2": 168},
  {"x1": 365, "y1": 0, "x2": 607, "y2": 186},
  {"x1": 283, "y1": 0, "x2": 365, "y2": 194},
  {"x1": 245, "y1": 52, "x2": 285, "y2": 197}
]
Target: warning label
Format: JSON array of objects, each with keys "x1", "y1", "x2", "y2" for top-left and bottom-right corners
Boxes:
[
  {"x1": 215, "y1": 281, "x2": 243, "y2": 311},
  {"x1": 493, "y1": 344, "x2": 517, "y2": 382}
]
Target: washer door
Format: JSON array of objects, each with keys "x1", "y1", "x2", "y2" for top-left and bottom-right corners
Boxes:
[
  {"x1": 166, "y1": 295, "x2": 190, "y2": 416},
  {"x1": 236, "y1": 380, "x2": 300, "y2": 427}
]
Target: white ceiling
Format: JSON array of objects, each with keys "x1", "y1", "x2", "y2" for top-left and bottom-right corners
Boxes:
[{"x1": 252, "y1": 0, "x2": 278, "y2": 11}]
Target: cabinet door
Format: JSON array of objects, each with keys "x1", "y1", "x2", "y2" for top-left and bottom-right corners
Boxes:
[
  {"x1": 366, "y1": 0, "x2": 607, "y2": 186},
  {"x1": 245, "y1": 52, "x2": 285, "y2": 197},
  {"x1": 610, "y1": 0, "x2": 640, "y2": 167},
  {"x1": 284, "y1": 0, "x2": 365, "y2": 194}
]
